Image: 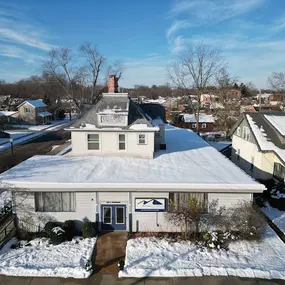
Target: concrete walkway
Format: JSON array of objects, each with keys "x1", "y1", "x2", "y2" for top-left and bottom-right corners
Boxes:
[{"x1": 0, "y1": 275, "x2": 284, "y2": 285}]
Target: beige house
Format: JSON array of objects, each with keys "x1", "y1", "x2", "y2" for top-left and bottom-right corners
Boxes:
[
  {"x1": 230, "y1": 112, "x2": 285, "y2": 183},
  {"x1": 17, "y1": 100, "x2": 52, "y2": 125}
]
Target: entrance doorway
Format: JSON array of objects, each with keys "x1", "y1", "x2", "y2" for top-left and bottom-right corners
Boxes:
[{"x1": 101, "y1": 204, "x2": 126, "y2": 231}]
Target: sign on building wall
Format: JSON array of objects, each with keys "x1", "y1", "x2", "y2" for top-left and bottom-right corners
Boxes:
[{"x1": 135, "y1": 198, "x2": 166, "y2": 212}]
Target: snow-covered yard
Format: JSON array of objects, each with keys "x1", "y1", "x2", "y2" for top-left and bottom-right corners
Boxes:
[
  {"x1": 261, "y1": 203, "x2": 285, "y2": 234},
  {"x1": 0, "y1": 237, "x2": 96, "y2": 278},
  {"x1": 119, "y1": 226, "x2": 285, "y2": 279}
]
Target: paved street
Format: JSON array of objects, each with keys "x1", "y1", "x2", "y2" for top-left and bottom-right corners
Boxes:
[{"x1": 0, "y1": 275, "x2": 284, "y2": 285}]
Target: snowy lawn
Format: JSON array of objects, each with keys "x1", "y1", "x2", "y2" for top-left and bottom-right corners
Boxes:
[
  {"x1": 261, "y1": 203, "x2": 285, "y2": 234},
  {"x1": 0, "y1": 236, "x2": 96, "y2": 278},
  {"x1": 119, "y1": 226, "x2": 285, "y2": 279}
]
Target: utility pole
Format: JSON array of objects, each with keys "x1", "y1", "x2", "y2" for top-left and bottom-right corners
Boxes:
[{"x1": 259, "y1": 89, "x2": 262, "y2": 112}]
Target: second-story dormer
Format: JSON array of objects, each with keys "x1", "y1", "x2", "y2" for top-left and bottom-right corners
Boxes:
[{"x1": 66, "y1": 75, "x2": 165, "y2": 159}]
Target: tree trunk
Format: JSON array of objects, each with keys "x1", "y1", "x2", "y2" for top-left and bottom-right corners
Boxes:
[{"x1": 196, "y1": 91, "x2": 201, "y2": 135}]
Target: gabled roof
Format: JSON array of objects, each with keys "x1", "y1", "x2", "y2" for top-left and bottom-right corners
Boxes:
[
  {"x1": 230, "y1": 111, "x2": 285, "y2": 164},
  {"x1": 71, "y1": 93, "x2": 155, "y2": 130},
  {"x1": 18, "y1": 100, "x2": 47, "y2": 108}
]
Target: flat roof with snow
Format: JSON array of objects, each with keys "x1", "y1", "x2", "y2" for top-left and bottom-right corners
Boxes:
[{"x1": 0, "y1": 125, "x2": 264, "y2": 192}]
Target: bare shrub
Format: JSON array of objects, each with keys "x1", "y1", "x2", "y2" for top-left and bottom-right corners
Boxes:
[{"x1": 229, "y1": 202, "x2": 266, "y2": 240}]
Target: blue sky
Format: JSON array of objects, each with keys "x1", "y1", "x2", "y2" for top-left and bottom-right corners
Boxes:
[{"x1": 0, "y1": 0, "x2": 285, "y2": 88}]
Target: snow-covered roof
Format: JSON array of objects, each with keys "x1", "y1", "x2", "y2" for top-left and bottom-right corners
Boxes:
[
  {"x1": 246, "y1": 114, "x2": 285, "y2": 163},
  {"x1": 38, "y1": 111, "x2": 52, "y2": 117},
  {"x1": 264, "y1": 115, "x2": 285, "y2": 136},
  {"x1": 18, "y1": 100, "x2": 47, "y2": 108},
  {"x1": 182, "y1": 114, "x2": 215, "y2": 123},
  {"x1": 0, "y1": 125, "x2": 264, "y2": 192},
  {"x1": 0, "y1": 111, "x2": 17, "y2": 116}
]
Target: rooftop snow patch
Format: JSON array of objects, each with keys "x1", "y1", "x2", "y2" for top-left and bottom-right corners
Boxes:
[
  {"x1": 182, "y1": 114, "x2": 215, "y2": 123},
  {"x1": 246, "y1": 115, "x2": 285, "y2": 163},
  {"x1": 264, "y1": 115, "x2": 285, "y2": 136},
  {"x1": 0, "y1": 125, "x2": 264, "y2": 192},
  {"x1": 19, "y1": 100, "x2": 47, "y2": 108}
]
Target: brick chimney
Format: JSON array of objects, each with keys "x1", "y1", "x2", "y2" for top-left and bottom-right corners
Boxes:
[{"x1": 108, "y1": 75, "x2": 119, "y2": 93}]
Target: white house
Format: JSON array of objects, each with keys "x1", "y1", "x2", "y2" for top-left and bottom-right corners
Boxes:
[
  {"x1": 0, "y1": 76, "x2": 265, "y2": 232},
  {"x1": 230, "y1": 112, "x2": 285, "y2": 182}
]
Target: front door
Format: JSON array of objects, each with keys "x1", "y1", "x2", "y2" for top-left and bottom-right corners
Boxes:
[{"x1": 101, "y1": 204, "x2": 126, "y2": 231}]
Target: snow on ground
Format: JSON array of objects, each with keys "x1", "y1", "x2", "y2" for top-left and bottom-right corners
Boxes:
[
  {"x1": 0, "y1": 125, "x2": 264, "y2": 192},
  {"x1": 261, "y1": 203, "x2": 285, "y2": 234},
  {"x1": 119, "y1": 226, "x2": 285, "y2": 279},
  {"x1": 0, "y1": 118, "x2": 75, "y2": 152},
  {"x1": 0, "y1": 237, "x2": 96, "y2": 278},
  {"x1": 0, "y1": 190, "x2": 11, "y2": 208}
]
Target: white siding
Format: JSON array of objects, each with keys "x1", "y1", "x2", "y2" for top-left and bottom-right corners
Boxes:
[
  {"x1": 208, "y1": 193, "x2": 252, "y2": 208},
  {"x1": 98, "y1": 192, "x2": 128, "y2": 202},
  {"x1": 131, "y1": 192, "x2": 179, "y2": 232},
  {"x1": 231, "y1": 134, "x2": 273, "y2": 180},
  {"x1": 71, "y1": 131, "x2": 155, "y2": 159},
  {"x1": 15, "y1": 191, "x2": 96, "y2": 231}
]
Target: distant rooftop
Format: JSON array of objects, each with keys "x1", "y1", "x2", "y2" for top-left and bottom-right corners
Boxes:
[{"x1": 18, "y1": 100, "x2": 47, "y2": 108}]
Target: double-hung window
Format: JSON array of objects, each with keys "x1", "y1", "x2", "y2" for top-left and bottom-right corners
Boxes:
[
  {"x1": 192, "y1": 123, "x2": 196, "y2": 128},
  {"x1": 237, "y1": 127, "x2": 241, "y2": 136},
  {"x1": 138, "y1": 134, "x2": 146, "y2": 145},
  {"x1": 35, "y1": 192, "x2": 76, "y2": 212},
  {"x1": 87, "y1": 134, "x2": 100, "y2": 150},
  {"x1": 169, "y1": 192, "x2": 208, "y2": 213},
  {"x1": 243, "y1": 126, "x2": 250, "y2": 141},
  {"x1": 119, "y1": 134, "x2": 126, "y2": 150},
  {"x1": 202, "y1": 123, "x2": 207, "y2": 129}
]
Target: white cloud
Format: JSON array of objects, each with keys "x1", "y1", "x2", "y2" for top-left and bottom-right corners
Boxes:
[
  {"x1": 0, "y1": 3, "x2": 55, "y2": 51},
  {"x1": 166, "y1": 20, "x2": 190, "y2": 38},
  {"x1": 0, "y1": 28, "x2": 54, "y2": 51},
  {"x1": 169, "y1": 0, "x2": 265, "y2": 24},
  {"x1": 0, "y1": 44, "x2": 44, "y2": 63}
]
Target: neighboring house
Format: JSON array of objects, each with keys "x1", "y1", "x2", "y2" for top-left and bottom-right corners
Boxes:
[
  {"x1": 173, "y1": 113, "x2": 216, "y2": 133},
  {"x1": 0, "y1": 76, "x2": 265, "y2": 232},
  {"x1": 17, "y1": 100, "x2": 52, "y2": 125},
  {"x1": 0, "y1": 112, "x2": 7, "y2": 125},
  {"x1": 230, "y1": 112, "x2": 285, "y2": 183},
  {"x1": 201, "y1": 94, "x2": 218, "y2": 105},
  {"x1": 0, "y1": 111, "x2": 19, "y2": 124}
]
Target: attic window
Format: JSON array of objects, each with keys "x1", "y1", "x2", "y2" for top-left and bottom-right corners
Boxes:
[{"x1": 138, "y1": 134, "x2": 146, "y2": 145}]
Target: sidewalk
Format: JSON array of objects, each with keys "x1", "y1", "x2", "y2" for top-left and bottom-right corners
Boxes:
[{"x1": 0, "y1": 275, "x2": 283, "y2": 285}]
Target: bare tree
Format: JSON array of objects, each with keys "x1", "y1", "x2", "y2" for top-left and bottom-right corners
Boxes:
[
  {"x1": 167, "y1": 43, "x2": 225, "y2": 134},
  {"x1": 80, "y1": 43, "x2": 106, "y2": 104},
  {"x1": 268, "y1": 72, "x2": 285, "y2": 102},
  {"x1": 43, "y1": 47, "x2": 82, "y2": 112},
  {"x1": 215, "y1": 67, "x2": 239, "y2": 134}
]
